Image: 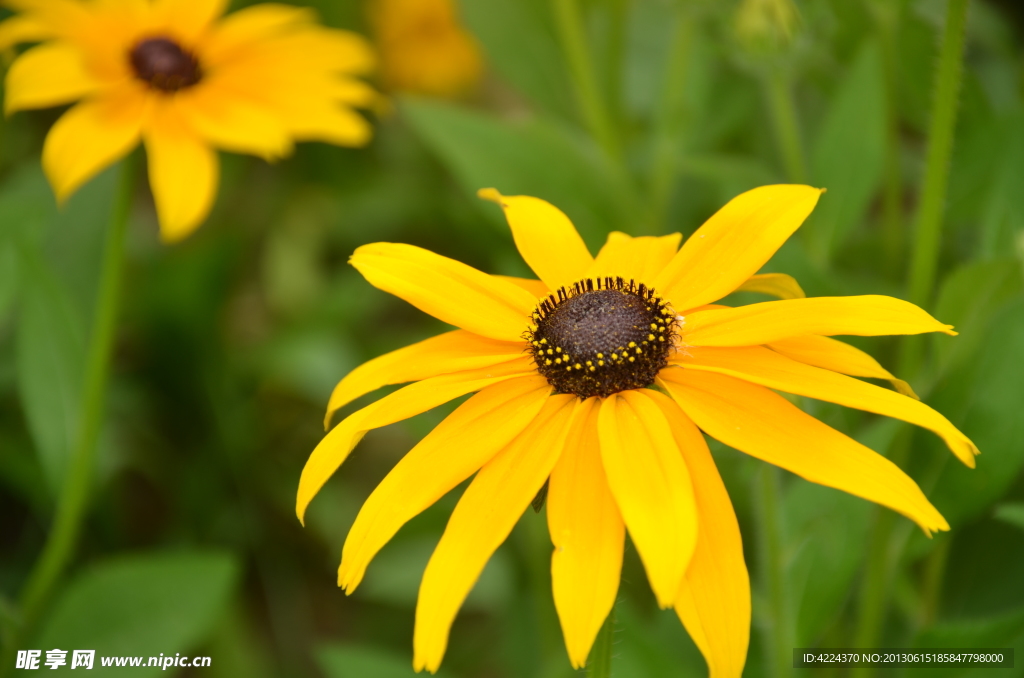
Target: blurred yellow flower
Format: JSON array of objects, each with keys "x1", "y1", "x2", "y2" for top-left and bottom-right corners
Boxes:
[
  {"x1": 297, "y1": 185, "x2": 977, "y2": 674},
  {"x1": 368, "y1": 0, "x2": 481, "y2": 97},
  {"x1": 0, "y1": 0, "x2": 377, "y2": 242}
]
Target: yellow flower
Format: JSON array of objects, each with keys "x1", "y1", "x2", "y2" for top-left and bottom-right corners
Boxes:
[
  {"x1": 368, "y1": 0, "x2": 481, "y2": 97},
  {"x1": 297, "y1": 185, "x2": 977, "y2": 675},
  {"x1": 0, "y1": 0, "x2": 376, "y2": 242}
]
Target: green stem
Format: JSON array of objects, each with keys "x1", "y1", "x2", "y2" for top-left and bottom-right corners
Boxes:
[
  {"x1": 906, "y1": 0, "x2": 969, "y2": 308},
  {"x1": 647, "y1": 7, "x2": 695, "y2": 234},
  {"x1": 757, "y1": 465, "x2": 791, "y2": 678},
  {"x1": 764, "y1": 70, "x2": 807, "y2": 184},
  {"x1": 876, "y1": 0, "x2": 906, "y2": 274},
  {"x1": 605, "y1": 0, "x2": 628, "y2": 134},
  {"x1": 587, "y1": 603, "x2": 615, "y2": 678},
  {"x1": 553, "y1": 0, "x2": 620, "y2": 160},
  {"x1": 17, "y1": 158, "x2": 135, "y2": 636}
]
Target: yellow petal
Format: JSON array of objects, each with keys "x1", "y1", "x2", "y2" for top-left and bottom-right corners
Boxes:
[
  {"x1": 324, "y1": 330, "x2": 526, "y2": 429},
  {"x1": 495, "y1": 275, "x2": 549, "y2": 299},
  {"x1": 478, "y1": 189, "x2": 594, "y2": 291},
  {"x1": 338, "y1": 374, "x2": 552, "y2": 592},
  {"x1": 733, "y1": 273, "x2": 805, "y2": 300},
  {"x1": 414, "y1": 394, "x2": 579, "y2": 673},
  {"x1": 655, "y1": 185, "x2": 822, "y2": 311},
  {"x1": 769, "y1": 334, "x2": 918, "y2": 399},
  {"x1": 152, "y1": 0, "x2": 226, "y2": 42},
  {"x1": 0, "y1": 16, "x2": 55, "y2": 52},
  {"x1": 350, "y1": 242, "x2": 537, "y2": 342},
  {"x1": 597, "y1": 390, "x2": 698, "y2": 608},
  {"x1": 297, "y1": 357, "x2": 535, "y2": 523},
  {"x1": 6, "y1": 42, "x2": 96, "y2": 115},
  {"x1": 587, "y1": 231, "x2": 682, "y2": 283},
  {"x1": 659, "y1": 369, "x2": 949, "y2": 534},
  {"x1": 648, "y1": 396, "x2": 750, "y2": 678},
  {"x1": 199, "y1": 3, "x2": 315, "y2": 65},
  {"x1": 173, "y1": 85, "x2": 293, "y2": 160},
  {"x1": 286, "y1": 101, "x2": 372, "y2": 147},
  {"x1": 548, "y1": 397, "x2": 623, "y2": 669},
  {"x1": 674, "y1": 346, "x2": 977, "y2": 467},
  {"x1": 682, "y1": 296, "x2": 956, "y2": 347},
  {"x1": 144, "y1": 106, "x2": 219, "y2": 242},
  {"x1": 42, "y1": 89, "x2": 147, "y2": 202}
]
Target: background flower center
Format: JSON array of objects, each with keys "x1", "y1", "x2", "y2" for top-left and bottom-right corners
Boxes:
[
  {"x1": 528, "y1": 278, "x2": 675, "y2": 399},
  {"x1": 130, "y1": 37, "x2": 202, "y2": 91}
]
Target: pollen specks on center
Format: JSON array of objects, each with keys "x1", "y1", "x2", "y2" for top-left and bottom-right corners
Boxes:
[{"x1": 526, "y1": 277, "x2": 676, "y2": 399}]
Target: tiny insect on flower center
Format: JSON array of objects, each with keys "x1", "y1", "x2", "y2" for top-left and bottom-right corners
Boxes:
[
  {"x1": 527, "y1": 277, "x2": 677, "y2": 399},
  {"x1": 129, "y1": 37, "x2": 202, "y2": 92}
]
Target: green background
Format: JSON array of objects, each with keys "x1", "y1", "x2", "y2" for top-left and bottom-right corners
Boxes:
[{"x1": 1, "y1": 0, "x2": 1023, "y2": 676}]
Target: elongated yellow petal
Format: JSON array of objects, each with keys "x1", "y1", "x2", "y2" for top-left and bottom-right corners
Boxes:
[
  {"x1": 659, "y1": 369, "x2": 948, "y2": 533},
  {"x1": 324, "y1": 330, "x2": 526, "y2": 428},
  {"x1": 4, "y1": 42, "x2": 99, "y2": 113},
  {"x1": 478, "y1": 189, "x2": 594, "y2": 291},
  {"x1": 174, "y1": 85, "x2": 293, "y2": 160},
  {"x1": 296, "y1": 357, "x2": 535, "y2": 523},
  {"x1": 414, "y1": 394, "x2": 579, "y2": 673},
  {"x1": 734, "y1": 273, "x2": 805, "y2": 300},
  {"x1": 676, "y1": 346, "x2": 977, "y2": 466},
  {"x1": 655, "y1": 185, "x2": 822, "y2": 311},
  {"x1": 42, "y1": 89, "x2": 147, "y2": 202},
  {"x1": 339, "y1": 375, "x2": 552, "y2": 592},
  {"x1": 587, "y1": 231, "x2": 682, "y2": 283},
  {"x1": 682, "y1": 296, "x2": 956, "y2": 347},
  {"x1": 0, "y1": 16, "x2": 53, "y2": 50},
  {"x1": 350, "y1": 242, "x2": 537, "y2": 342},
  {"x1": 144, "y1": 107, "x2": 219, "y2": 243},
  {"x1": 769, "y1": 334, "x2": 918, "y2": 398},
  {"x1": 648, "y1": 394, "x2": 750, "y2": 678},
  {"x1": 598, "y1": 390, "x2": 697, "y2": 607},
  {"x1": 548, "y1": 397, "x2": 623, "y2": 669},
  {"x1": 152, "y1": 0, "x2": 226, "y2": 42},
  {"x1": 496, "y1": 275, "x2": 549, "y2": 298},
  {"x1": 199, "y1": 3, "x2": 315, "y2": 64}
]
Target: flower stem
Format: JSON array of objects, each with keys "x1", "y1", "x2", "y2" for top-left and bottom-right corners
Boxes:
[
  {"x1": 764, "y1": 70, "x2": 807, "y2": 184},
  {"x1": 587, "y1": 603, "x2": 616, "y2": 678},
  {"x1": 553, "y1": 0, "x2": 620, "y2": 160},
  {"x1": 906, "y1": 0, "x2": 969, "y2": 308},
  {"x1": 17, "y1": 158, "x2": 135, "y2": 634},
  {"x1": 757, "y1": 464, "x2": 792, "y2": 678},
  {"x1": 647, "y1": 6, "x2": 695, "y2": 234}
]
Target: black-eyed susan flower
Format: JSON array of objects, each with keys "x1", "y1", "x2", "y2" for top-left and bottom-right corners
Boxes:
[
  {"x1": 297, "y1": 185, "x2": 977, "y2": 675},
  {"x1": 0, "y1": 0, "x2": 376, "y2": 242},
  {"x1": 368, "y1": 0, "x2": 481, "y2": 97}
]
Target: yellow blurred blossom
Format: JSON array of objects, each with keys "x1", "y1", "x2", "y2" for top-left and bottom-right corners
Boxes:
[
  {"x1": 0, "y1": 0, "x2": 377, "y2": 242},
  {"x1": 369, "y1": 0, "x2": 482, "y2": 97}
]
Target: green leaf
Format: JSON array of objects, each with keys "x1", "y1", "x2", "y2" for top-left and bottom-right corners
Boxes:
[
  {"x1": 401, "y1": 97, "x2": 633, "y2": 250},
  {"x1": 36, "y1": 551, "x2": 238, "y2": 675},
  {"x1": 785, "y1": 482, "x2": 871, "y2": 646},
  {"x1": 458, "y1": 0, "x2": 574, "y2": 121},
  {"x1": 931, "y1": 259, "x2": 1023, "y2": 380},
  {"x1": 15, "y1": 245, "x2": 86, "y2": 496},
  {"x1": 914, "y1": 606, "x2": 1024, "y2": 678},
  {"x1": 318, "y1": 643, "x2": 456, "y2": 678},
  {"x1": 805, "y1": 39, "x2": 886, "y2": 260},
  {"x1": 927, "y1": 297, "x2": 1024, "y2": 527},
  {"x1": 993, "y1": 503, "x2": 1024, "y2": 533}
]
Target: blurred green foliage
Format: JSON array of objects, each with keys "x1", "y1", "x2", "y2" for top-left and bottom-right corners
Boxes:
[{"x1": 2, "y1": 0, "x2": 1024, "y2": 676}]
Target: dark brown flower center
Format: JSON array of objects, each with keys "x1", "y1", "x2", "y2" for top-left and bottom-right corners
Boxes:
[
  {"x1": 129, "y1": 37, "x2": 201, "y2": 92},
  {"x1": 527, "y1": 278, "x2": 677, "y2": 399}
]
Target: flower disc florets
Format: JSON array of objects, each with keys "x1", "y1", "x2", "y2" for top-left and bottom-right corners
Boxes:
[
  {"x1": 130, "y1": 37, "x2": 202, "y2": 91},
  {"x1": 527, "y1": 277, "x2": 677, "y2": 399}
]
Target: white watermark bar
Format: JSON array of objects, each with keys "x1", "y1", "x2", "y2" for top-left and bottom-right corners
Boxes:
[
  {"x1": 15, "y1": 650, "x2": 211, "y2": 670},
  {"x1": 794, "y1": 648, "x2": 1014, "y2": 668}
]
